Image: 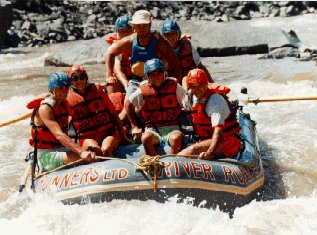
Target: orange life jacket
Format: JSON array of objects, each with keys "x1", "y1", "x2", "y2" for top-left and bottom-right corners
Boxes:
[
  {"x1": 67, "y1": 84, "x2": 115, "y2": 139},
  {"x1": 190, "y1": 88, "x2": 240, "y2": 140},
  {"x1": 109, "y1": 92, "x2": 125, "y2": 113},
  {"x1": 105, "y1": 33, "x2": 132, "y2": 80},
  {"x1": 140, "y1": 78, "x2": 181, "y2": 128},
  {"x1": 28, "y1": 97, "x2": 69, "y2": 149}
]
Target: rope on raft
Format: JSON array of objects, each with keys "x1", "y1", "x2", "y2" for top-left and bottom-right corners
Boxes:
[{"x1": 137, "y1": 155, "x2": 162, "y2": 192}]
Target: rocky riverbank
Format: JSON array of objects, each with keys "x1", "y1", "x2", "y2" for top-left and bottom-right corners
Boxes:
[{"x1": 1, "y1": 1, "x2": 317, "y2": 49}]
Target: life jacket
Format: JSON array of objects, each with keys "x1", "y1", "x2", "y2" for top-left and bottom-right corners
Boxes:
[
  {"x1": 105, "y1": 33, "x2": 132, "y2": 80},
  {"x1": 140, "y1": 78, "x2": 181, "y2": 128},
  {"x1": 28, "y1": 96, "x2": 69, "y2": 149},
  {"x1": 130, "y1": 33, "x2": 159, "y2": 78},
  {"x1": 105, "y1": 33, "x2": 118, "y2": 45},
  {"x1": 208, "y1": 83, "x2": 231, "y2": 94},
  {"x1": 180, "y1": 34, "x2": 192, "y2": 40},
  {"x1": 109, "y1": 92, "x2": 125, "y2": 113},
  {"x1": 67, "y1": 83, "x2": 115, "y2": 139},
  {"x1": 175, "y1": 39, "x2": 197, "y2": 77},
  {"x1": 190, "y1": 88, "x2": 240, "y2": 140}
]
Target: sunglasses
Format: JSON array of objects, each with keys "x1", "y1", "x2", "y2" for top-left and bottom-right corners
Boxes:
[{"x1": 71, "y1": 74, "x2": 87, "y2": 81}]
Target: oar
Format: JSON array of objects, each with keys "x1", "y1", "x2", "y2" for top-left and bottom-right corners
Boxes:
[
  {"x1": 0, "y1": 113, "x2": 32, "y2": 128},
  {"x1": 248, "y1": 96, "x2": 317, "y2": 105}
]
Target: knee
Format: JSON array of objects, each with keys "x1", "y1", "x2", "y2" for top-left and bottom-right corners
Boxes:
[
  {"x1": 141, "y1": 131, "x2": 153, "y2": 145},
  {"x1": 169, "y1": 131, "x2": 183, "y2": 146}
]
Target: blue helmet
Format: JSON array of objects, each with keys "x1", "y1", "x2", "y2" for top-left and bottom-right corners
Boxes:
[
  {"x1": 115, "y1": 15, "x2": 132, "y2": 30},
  {"x1": 144, "y1": 58, "x2": 165, "y2": 75},
  {"x1": 48, "y1": 72, "x2": 71, "y2": 92},
  {"x1": 161, "y1": 19, "x2": 181, "y2": 35}
]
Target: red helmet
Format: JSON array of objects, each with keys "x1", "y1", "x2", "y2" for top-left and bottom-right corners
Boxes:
[
  {"x1": 186, "y1": 69, "x2": 208, "y2": 89},
  {"x1": 67, "y1": 65, "x2": 88, "y2": 80}
]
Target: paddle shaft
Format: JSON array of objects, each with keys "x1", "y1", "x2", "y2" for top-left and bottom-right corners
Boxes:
[
  {"x1": 0, "y1": 113, "x2": 32, "y2": 128},
  {"x1": 248, "y1": 96, "x2": 317, "y2": 104}
]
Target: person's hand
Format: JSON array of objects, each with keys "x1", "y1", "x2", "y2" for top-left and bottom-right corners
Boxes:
[
  {"x1": 198, "y1": 151, "x2": 212, "y2": 160},
  {"x1": 131, "y1": 126, "x2": 142, "y2": 143},
  {"x1": 106, "y1": 76, "x2": 117, "y2": 85},
  {"x1": 80, "y1": 151, "x2": 96, "y2": 162}
]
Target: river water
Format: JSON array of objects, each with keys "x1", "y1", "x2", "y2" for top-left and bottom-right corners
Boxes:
[{"x1": 1, "y1": 21, "x2": 317, "y2": 235}]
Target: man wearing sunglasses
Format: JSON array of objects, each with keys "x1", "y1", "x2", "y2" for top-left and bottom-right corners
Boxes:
[{"x1": 67, "y1": 65, "x2": 132, "y2": 157}]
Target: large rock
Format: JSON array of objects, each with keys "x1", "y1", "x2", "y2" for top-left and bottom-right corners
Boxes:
[
  {"x1": 154, "y1": 14, "x2": 317, "y2": 57},
  {"x1": 0, "y1": 0, "x2": 13, "y2": 49},
  {"x1": 44, "y1": 37, "x2": 108, "y2": 66},
  {"x1": 44, "y1": 14, "x2": 317, "y2": 65}
]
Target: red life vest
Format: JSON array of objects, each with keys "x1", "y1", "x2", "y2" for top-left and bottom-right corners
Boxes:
[
  {"x1": 140, "y1": 78, "x2": 181, "y2": 128},
  {"x1": 67, "y1": 84, "x2": 115, "y2": 139},
  {"x1": 28, "y1": 97, "x2": 69, "y2": 149},
  {"x1": 191, "y1": 89, "x2": 240, "y2": 140},
  {"x1": 109, "y1": 92, "x2": 125, "y2": 113},
  {"x1": 176, "y1": 39, "x2": 197, "y2": 77},
  {"x1": 105, "y1": 33, "x2": 132, "y2": 80}
]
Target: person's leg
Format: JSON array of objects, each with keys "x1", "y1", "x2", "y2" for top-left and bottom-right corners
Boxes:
[
  {"x1": 124, "y1": 79, "x2": 139, "y2": 103},
  {"x1": 141, "y1": 130, "x2": 160, "y2": 156},
  {"x1": 168, "y1": 130, "x2": 184, "y2": 154},
  {"x1": 178, "y1": 139, "x2": 219, "y2": 156},
  {"x1": 101, "y1": 135, "x2": 120, "y2": 157},
  {"x1": 38, "y1": 148, "x2": 81, "y2": 172}
]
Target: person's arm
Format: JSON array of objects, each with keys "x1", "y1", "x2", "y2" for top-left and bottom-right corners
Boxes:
[
  {"x1": 114, "y1": 59, "x2": 129, "y2": 89},
  {"x1": 156, "y1": 36, "x2": 182, "y2": 82},
  {"x1": 110, "y1": 108, "x2": 132, "y2": 144},
  {"x1": 125, "y1": 100, "x2": 142, "y2": 140},
  {"x1": 199, "y1": 126, "x2": 223, "y2": 160},
  {"x1": 198, "y1": 94, "x2": 229, "y2": 159},
  {"x1": 39, "y1": 105, "x2": 94, "y2": 160},
  {"x1": 105, "y1": 36, "x2": 132, "y2": 83},
  {"x1": 124, "y1": 89, "x2": 143, "y2": 141},
  {"x1": 176, "y1": 83, "x2": 187, "y2": 108}
]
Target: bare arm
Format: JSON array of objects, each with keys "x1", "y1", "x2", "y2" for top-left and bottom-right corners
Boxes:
[
  {"x1": 125, "y1": 99, "x2": 142, "y2": 141},
  {"x1": 156, "y1": 36, "x2": 182, "y2": 82},
  {"x1": 105, "y1": 36, "x2": 133, "y2": 81},
  {"x1": 125, "y1": 100, "x2": 139, "y2": 129},
  {"x1": 199, "y1": 126, "x2": 223, "y2": 160},
  {"x1": 39, "y1": 105, "x2": 83, "y2": 155},
  {"x1": 110, "y1": 108, "x2": 132, "y2": 144},
  {"x1": 114, "y1": 60, "x2": 129, "y2": 89}
]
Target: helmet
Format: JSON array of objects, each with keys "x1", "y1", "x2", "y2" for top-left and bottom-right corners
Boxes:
[
  {"x1": 186, "y1": 69, "x2": 208, "y2": 89},
  {"x1": 67, "y1": 65, "x2": 88, "y2": 80},
  {"x1": 144, "y1": 58, "x2": 165, "y2": 75},
  {"x1": 115, "y1": 15, "x2": 132, "y2": 30},
  {"x1": 48, "y1": 72, "x2": 71, "y2": 92},
  {"x1": 161, "y1": 19, "x2": 181, "y2": 36}
]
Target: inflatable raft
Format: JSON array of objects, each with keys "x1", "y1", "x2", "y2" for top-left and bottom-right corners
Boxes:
[{"x1": 33, "y1": 110, "x2": 264, "y2": 212}]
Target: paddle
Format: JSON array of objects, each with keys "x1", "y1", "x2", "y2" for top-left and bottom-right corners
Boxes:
[
  {"x1": 247, "y1": 96, "x2": 317, "y2": 105},
  {"x1": 238, "y1": 87, "x2": 317, "y2": 106},
  {"x1": 0, "y1": 113, "x2": 32, "y2": 128}
]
